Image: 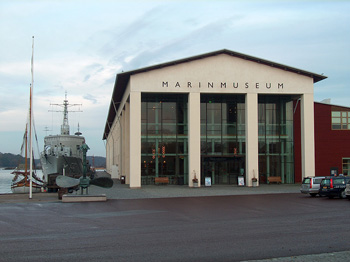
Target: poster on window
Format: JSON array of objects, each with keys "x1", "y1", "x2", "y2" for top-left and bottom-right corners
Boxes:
[
  {"x1": 238, "y1": 176, "x2": 245, "y2": 186},
  {"x1": 205, "y1": 177, "x2": 211, "y2": 187}
]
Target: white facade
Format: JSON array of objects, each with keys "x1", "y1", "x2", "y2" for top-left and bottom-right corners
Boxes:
[{"x1": 103, "y1": 50, "x2": 326, "y2": 188}]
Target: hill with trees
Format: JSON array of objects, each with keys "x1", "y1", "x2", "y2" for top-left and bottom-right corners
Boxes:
[
  {"x1": 0, "y1": 153, "x2": 33, "y2": 168},
  {"x1": 87, "y1": 156, "x2": 106, "y2": 168}
]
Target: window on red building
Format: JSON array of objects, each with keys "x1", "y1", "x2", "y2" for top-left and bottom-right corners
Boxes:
[
  {"x1": 331, "y1": 111, "x2": 350, "y2": 130},
  {"x1": 342, "y1": 158, "x2": 350, "y2": 176}
]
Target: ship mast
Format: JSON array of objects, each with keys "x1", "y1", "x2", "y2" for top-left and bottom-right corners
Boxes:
[
  {"x1": 62, "y1": 93, "x2": 70, "y2": 135},
  {"x1": 50, "y1": 92, "x2": 82, "y2": 135}
]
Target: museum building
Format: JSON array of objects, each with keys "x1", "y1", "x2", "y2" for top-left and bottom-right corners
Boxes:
[{"x1": 103, "y1": 49, "x2": 329, "y2": 188}]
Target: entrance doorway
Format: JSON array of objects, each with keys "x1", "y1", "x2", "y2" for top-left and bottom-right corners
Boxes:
[{"x1": 201, "y1": 156, "x2": 245, "y2": 185}]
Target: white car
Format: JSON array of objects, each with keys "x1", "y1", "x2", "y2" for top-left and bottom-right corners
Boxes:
[
  {"x1": 300, "y1": 176, "x2": 325, "y2": 197},
  {"x1": 345, "y1": 181, "x2": 350, "y2": 199}
]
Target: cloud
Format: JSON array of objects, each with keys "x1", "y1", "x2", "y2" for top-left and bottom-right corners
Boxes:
[
  {"x1": 104, "y1": 18, "x2": 232, "y2": 72},
  {"x1": 84, "y1": 74, "x2": 91, "y2": 82},
  {"x1": 83, "y1": 94, "x2": 98, "y2": 104}
]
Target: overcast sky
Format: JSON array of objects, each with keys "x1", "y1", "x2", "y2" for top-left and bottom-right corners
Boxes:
[{"x1": 0, "y1": 0, "x2": 349, "y2": 157}]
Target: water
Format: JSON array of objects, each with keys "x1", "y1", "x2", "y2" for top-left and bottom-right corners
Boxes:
[
  {"x1": 0, "y1": 168, "x2": 43, "y2": 194},
  {"x1": 0, "y1": 169, "x2": 13, "y2": 194}
]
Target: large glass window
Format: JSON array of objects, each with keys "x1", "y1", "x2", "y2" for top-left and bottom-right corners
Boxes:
[
  {"x1": 201, "y1": 94, "x2": 245, "y2": 156},
  {"x1": 141, "y1": 93, "x2": 188, "y2": 185},
  {"x1": 201, "y1": 94, "x2": 245, "y2": 185},
  {"x1": 258, "y1": 95, "x2": 294, "y2": 184}
]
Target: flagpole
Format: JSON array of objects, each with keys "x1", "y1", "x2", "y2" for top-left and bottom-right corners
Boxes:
[{"x1": 29, "y1": 36, "x2": 34, "y2": 199}]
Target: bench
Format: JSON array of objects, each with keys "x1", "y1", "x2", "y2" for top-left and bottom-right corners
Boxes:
[
  {"x1": 155, "y1": 177, "x2": 169, "y2": 185},
  {"x1": 267, "y1": 176, "x2": 282, "y2": 184}
]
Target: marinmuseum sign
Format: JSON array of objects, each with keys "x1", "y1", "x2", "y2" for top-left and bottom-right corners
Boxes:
[{"x1": 162, "y1": 81, "x2": 284, "y2": 90}]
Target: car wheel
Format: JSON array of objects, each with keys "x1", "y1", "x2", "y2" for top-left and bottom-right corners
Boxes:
[
  {"x1": 340, "y1": 190, "x2": 347, "y2": 199},
  {"x1": 310, "y1": 193, "x2": 317, "y2": 197}
]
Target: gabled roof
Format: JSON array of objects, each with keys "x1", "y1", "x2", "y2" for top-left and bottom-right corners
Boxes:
[{"x1": 103, "y1": 49, "x2": 327, "y2": 140}]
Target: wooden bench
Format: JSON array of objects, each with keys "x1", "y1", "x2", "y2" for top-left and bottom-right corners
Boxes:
[
  {"x1": 155, "y1": 177, "x2": 169, "y2": 185},
  {"x1": 267, "y1": 176, "x2": 282, "y2": 184}
]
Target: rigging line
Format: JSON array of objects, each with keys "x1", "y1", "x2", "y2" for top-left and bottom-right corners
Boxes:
[
  {"x1": 20, "y1": 123, "x2": 28, "y2": 156},
  {"x1": 32, "y1": 115, "x2": 40, "y2": 156}
]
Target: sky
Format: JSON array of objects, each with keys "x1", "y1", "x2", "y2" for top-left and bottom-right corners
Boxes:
[{"x1": 0, "y1": 0, "x2": 349, "y2": 157}]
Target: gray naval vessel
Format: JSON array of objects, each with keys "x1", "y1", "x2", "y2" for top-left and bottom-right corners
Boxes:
[{"x1": 40, "y1": 94, "x2": 88, "y2": 192}]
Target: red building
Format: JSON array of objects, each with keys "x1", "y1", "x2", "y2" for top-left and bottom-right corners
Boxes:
[{"x1": 295, "y1": 102, "x2": 350, "y2": 182}]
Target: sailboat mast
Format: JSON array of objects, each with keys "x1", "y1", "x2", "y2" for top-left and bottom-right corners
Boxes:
[
  {"x1": 25, "y1": 123, "x2": 28, "y2": 183},
  {"x1": 29, "y1": 36, "x2": 34, "y2": 199}
]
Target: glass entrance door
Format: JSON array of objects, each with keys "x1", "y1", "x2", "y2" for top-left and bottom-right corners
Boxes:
[{"x1": 201, "y1": 157, "x2": 244, "y2": 185}]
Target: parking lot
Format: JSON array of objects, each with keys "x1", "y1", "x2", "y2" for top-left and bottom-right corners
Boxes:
[{"x1": 1, "y1": 191, "x2": 350, "y2": 261}]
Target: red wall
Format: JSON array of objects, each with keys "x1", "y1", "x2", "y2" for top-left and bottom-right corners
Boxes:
[
  {"x1": 294, "y1": 102, "x2": 350, "y2": 182},
  {"x1": 314, "y1": 103, "x2": 350, "y2": 176}
]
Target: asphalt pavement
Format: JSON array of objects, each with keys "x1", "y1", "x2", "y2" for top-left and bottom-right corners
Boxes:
[{"x1": 1, "y1": 180, "x2": 350, "y2": 261}]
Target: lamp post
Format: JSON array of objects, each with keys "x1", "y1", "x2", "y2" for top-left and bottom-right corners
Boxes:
[{"x1": 79, "y1": 141, "x2": 90, "y2": 194}]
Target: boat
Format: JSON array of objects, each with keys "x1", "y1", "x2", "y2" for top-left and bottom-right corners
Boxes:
[
  {"x1": 11, "y1": 167, "x2": 43, "y2": 194},
  {"x1": 11, "y1": 127, "x2": 44, "y2": 194},
  {"x1": 11, "y1": 36, "x2": 43, "y2": 195},
  {"x1": 40, "y1": 93, "x2": 90, "y2": 192}
]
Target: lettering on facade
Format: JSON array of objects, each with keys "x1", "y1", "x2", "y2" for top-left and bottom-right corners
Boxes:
[{"x1": 162, "y1": 81, "x2": 284, "y2": 90}]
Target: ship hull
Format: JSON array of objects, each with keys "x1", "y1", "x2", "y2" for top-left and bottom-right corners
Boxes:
[
  {"x1": 11, "y1": 173, "x2": 43, "y2": 194},
  {"x1": 40, "y1": 153, "x2": 84, "y2": 192},
  {"x1": 40, "y1": 154, "x2": 83, "y2": 180},
  {"x1": 11, "y1": 185, "x2": 42, "y2": 194}
]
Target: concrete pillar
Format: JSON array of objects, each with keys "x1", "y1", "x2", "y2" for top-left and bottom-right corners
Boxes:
[
  {"x1": 188, "y1": 92, "x2": 201, "y2": 187},
  {"x1": 123, "y1": 105, "x2": 129, "y2": 184},
  {"x1": 106, "y1": 138, "x2": 111, "y2": 174},
  {"x1": 129, "y1": 91, "x2": 141, "y2": 188},
  {"x1": 301, "y1": 93, "x2": 315, "y2": 179},
  {"x1": 245, "y1": 93, "x2": 259, "y2": 187}
]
